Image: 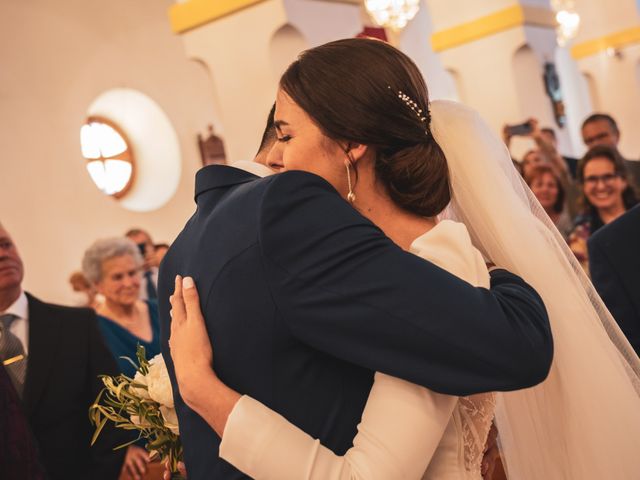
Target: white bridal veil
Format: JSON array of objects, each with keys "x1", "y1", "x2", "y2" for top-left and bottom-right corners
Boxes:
[{"x1": 432, "y1": 100, "x2": 640, "y2": 479}]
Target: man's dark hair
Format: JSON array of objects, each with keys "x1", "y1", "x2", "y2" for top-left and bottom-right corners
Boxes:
[
  {"x1": 256, "y1": 104, "x2": 276, "y2": 156},
  {"x1": 125, "y1": 228, "x2": 150, "y2": 239},
  {"x1": 582, "y1": 113, "x2": 619, "y2": 134}
]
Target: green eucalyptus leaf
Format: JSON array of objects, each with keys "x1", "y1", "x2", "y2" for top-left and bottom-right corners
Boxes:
[{"x1": 91, "y1": 417, "x2": 108, "y2": 446}]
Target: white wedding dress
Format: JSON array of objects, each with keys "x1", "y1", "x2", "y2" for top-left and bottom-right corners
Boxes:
[{"x1": 218, "y1": 219, "x2": 495, "y2": 480}]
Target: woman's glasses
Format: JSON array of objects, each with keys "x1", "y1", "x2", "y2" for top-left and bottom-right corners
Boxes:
[{"x1": 583, "y1": 173, "x2": 619, "y2": 187}]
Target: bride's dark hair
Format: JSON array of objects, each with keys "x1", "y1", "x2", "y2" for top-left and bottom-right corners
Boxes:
[{"x1": 280, "y1": 38, "x2": 450, "y2": 217}]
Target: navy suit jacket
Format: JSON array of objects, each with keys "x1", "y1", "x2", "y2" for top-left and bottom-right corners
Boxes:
[
  {"x1": 159, "y1": 165, "x2": 552, "y2": 479},
  {"x1": 589, "y1": 205, "x2": 640, "y2": 356}
]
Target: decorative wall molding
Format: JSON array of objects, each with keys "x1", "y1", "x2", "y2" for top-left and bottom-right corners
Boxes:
[
  {"x1": 168, "y1": 0, "x2": 268, "y2": 34},
  {"x1": 431, "y1": 5, "x2": 555, "y2": 53},
  {"x1": 571, "y1": 26, "x2": 640, "y2": 59}
]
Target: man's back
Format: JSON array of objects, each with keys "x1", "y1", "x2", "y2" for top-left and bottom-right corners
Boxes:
[
  {"x1": 159, "y1": 168, "x2": 373, "y2": 479},
  {"x1": 589, "y1": 205, "x2": 640, "y2": 355}
]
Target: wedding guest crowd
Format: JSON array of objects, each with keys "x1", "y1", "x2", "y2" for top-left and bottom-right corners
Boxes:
[{"x1": 506, "y1": 112, "x2": 639, "y2": 274}]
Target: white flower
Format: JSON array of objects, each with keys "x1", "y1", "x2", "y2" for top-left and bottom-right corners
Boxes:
[
  {"x1": 160, "y1": 406, "x2": 180, "y2": 435},
  {"x1": 131, "y1": 371, "x2": 151, "y2": 400},
  {"x1": 130, "y1": 414, "x2": 151, "y2": 428},
  {"x1": 146, "y1": 354, "x2": 175, "y2": 408}
]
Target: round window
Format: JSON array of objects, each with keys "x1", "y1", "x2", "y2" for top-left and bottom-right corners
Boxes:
[{"x1": 80, "y1": 116, "x2": 135, "y2": 198}]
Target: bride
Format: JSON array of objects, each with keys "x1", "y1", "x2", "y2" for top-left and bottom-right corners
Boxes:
[{"x1": 168, "y1": 38, "x2": 640, "y2": 479}]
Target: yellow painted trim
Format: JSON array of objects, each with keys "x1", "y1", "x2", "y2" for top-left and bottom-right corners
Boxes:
[
  {"x1": 571, "y1": 27, "x2": 640, "y2": 60},
  {"x1": 430, "y1": 5, "x2": 555, "y2": 52},
  {"x1": 168, "y1": 0, "x2": 268, "y2": 34}
]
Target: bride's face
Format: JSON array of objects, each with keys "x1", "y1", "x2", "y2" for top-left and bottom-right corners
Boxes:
[{"x1": 268, "y1": 89, "x2": 348, "y2": 194}]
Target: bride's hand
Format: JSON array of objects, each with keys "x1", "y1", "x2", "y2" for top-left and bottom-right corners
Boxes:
[
  {"x1": 169, "y1": 275, "x2": 242, "y2": 436},
  {"x1": 169, "y1": 275, "x2": 217, "y2": 404}
]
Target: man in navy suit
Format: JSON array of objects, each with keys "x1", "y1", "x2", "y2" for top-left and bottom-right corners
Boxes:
[
  {"x1": 158, "y1": 164, "x2": 553, "y2": 480},
  {"x1": 589, "y1": 205, "x2": 640, "y2": 356}
]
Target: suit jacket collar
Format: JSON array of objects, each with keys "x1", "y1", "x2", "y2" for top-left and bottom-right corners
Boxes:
[
  {"x1": 195, "y1": 165, "x2": 259, "y2": 202},
  {"x1": 23, "y1": 293, "x2": 60, "y2": 416}
]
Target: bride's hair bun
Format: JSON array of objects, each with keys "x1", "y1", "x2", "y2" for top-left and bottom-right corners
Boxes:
[{"x1": 377, "y1": 138, "x2": 450, "y2": 217}]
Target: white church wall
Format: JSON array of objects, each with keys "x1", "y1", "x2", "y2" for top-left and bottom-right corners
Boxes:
[{"x1": 0, "y1": 0, "x2": 217, "y2": 304}]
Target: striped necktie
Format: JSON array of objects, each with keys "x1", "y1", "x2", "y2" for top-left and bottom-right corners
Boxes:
[{"x1": 0, "y1": 313, "x2": 27, "y2": 398}]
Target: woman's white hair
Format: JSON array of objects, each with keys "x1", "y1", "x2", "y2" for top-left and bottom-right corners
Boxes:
[{"x1": 82, "y1": 237, "x2": 143, "y2": 284}]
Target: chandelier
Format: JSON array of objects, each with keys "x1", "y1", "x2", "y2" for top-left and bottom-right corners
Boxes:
[
  {"x1": 364, "y1": 0, "x2": 421, "y2": 32},
  {"x1": 551, "y1": 0, "x2": 580, "y2": 47}
]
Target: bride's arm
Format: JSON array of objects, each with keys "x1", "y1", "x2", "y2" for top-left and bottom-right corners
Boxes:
[
  {"x1": 220, "y1": 375, "x2": 456, "y2": 480},
  {"x1": 169, "y1": 276, "x2": 457, "y2": 480}
]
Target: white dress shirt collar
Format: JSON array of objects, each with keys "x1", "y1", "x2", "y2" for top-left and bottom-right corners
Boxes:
[{"x1": 2, "y1": 290, "x2": 28, "y2": 320}]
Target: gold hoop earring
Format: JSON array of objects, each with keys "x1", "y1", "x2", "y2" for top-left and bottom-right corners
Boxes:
[{"x1": 345, "y1": 159, "x2": 356, "y2": 203}]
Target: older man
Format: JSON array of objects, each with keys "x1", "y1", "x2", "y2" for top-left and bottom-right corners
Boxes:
[{"x1": 0, "y1": 222, "x2": 125, "y2": 480}]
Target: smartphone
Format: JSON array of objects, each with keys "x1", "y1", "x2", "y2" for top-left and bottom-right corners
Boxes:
[
  {"x1": 506, "y1": 122, "x2": 533, "y2": 136},
  {"x1": 137, "y1": 242, "x2": 146, "y2": 256}
]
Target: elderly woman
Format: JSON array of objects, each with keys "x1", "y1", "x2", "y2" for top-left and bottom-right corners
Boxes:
[
  {"x1": 82, "y1": 237, "x2": 161, "y2": 377},
  {"x1": 82, "y1": 237, "x2": 160, "y2": 480}
]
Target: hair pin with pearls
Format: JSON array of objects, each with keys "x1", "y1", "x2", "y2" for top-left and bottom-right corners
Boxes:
[{"x1": 388, "y1": 86, "x2": 429, "y2": 134}]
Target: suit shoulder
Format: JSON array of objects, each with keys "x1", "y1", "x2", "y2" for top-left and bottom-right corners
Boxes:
[
  {"x1": 259, "y1": 170, "x2": 369, "y2": 231},
  {"x1": 50, "y1": 304, "x2": 95, "y2": 320},
  {"x1": 257, "y1": 171, "x2": 385, "y2": 276},
  {"x1": 261, "y1": 170, "x2": 339, "y2": 199},
  {"x1": 589, "y1": 205, "x2": 640, "y2": 246},
  {"x1": 28, "y1": 294, "x2": 95, "y2": 322}
]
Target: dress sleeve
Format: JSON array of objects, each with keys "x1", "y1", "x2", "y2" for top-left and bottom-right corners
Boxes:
[
  {"x1": 220, "y1": 376, "x2": 457, "y2": 480},
  {"x1": 259, "y1": 171, "x2": 552, "y2": 396}
]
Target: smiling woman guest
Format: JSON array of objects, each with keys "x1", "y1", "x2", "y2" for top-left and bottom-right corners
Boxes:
[
  {"x1": 569, "y1": 146, "x2": 637, "y2": 272},
  {"x1": 82, "y1": 237, "x2": 161, "y2": 376},
  {"x1": 82, "y1": 237, "x2": 160, "y2": 480},
  {"x1": 526, "y1": 164, "x2": 572, "y2": 239}
]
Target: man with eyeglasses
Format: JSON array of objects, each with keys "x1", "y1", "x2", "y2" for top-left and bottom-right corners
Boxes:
[{"x1": 581, "y1": 113, "x2": 640, "y2": 190}]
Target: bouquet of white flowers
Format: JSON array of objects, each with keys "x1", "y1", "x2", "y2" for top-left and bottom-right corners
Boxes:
[{"x1": 90, "y1": 345, "x2": 184, "y2": 479}]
